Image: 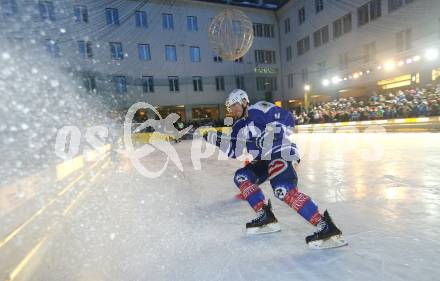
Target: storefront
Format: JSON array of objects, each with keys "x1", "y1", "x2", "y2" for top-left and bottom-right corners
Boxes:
[
  {"x1": 337, "y1": 87, "x2": 368, "y2": 98},
  {"x1": 432, "y1": 67, "x2": 440, "y2": 83},
  {"x1": 192, "y1": 105, "x2": 220, "y2": 121},
  {"x1": 156, "y1": 106, "x2": 186, "y2": 121},
  {"x1": 309, "y1": 94, "x2": 332, "y2": 103},
  {"x1": 376, "y1": 73, "x2": 420, "y2": 91},
  {"x1": 224, "y1": 107, "x2": 234, "y2": 119},
  {"x1": 287, "y1": 99, "x2": 303, "y2": 114}
]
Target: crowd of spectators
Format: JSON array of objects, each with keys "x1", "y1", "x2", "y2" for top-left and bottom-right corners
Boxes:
[
  {"x1": 294, "y1": 84, "x2": 440, "y2": 125},
  {"x1": 131, "y1": 84, "x2": 440, "y2": 130}
]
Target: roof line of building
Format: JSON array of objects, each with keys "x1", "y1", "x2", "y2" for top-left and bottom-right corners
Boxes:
[{"x1": 192, "y1": 0, "x2": 290, "y2": 11}]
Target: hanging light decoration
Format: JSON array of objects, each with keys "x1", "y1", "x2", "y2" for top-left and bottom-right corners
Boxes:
[{"x1": 208, "y1": 8, "x2": 254, "y2": 61}]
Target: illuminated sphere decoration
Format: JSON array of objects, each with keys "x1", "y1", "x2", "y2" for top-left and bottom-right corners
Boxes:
[{"x1": 208, "y1": 8, "x2": 254, "y2": 61}]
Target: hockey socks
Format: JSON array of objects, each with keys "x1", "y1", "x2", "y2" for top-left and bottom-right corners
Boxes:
[
  {"x1": 283, "y1": 188, "x2": 322, "y2": 225},
  {"x1": 239, "y1": 180, "x2": 265, "y2": 212}
]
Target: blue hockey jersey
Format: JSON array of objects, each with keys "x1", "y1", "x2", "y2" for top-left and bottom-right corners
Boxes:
[{"x1": 223, "y1": 101, "x2": 298, "y2": 161}]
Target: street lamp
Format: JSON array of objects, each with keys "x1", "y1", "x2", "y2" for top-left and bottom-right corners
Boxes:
[
  {"x1": 425, "y1": 48, "x2": 439, "y2": 61},
  {"x1": 331, "y1": 76, "x2": 341, "y2": 84},
  {"x1": 383, "y1": 60, "x2": 396, "y2": 71}
]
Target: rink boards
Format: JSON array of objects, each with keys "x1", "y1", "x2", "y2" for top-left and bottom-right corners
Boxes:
[
  {"x1": 296, "y1": 116, "x2": 440, "y2": 133},
  {"x1": 132, "y1": 116, "x2": 440, "y2": 144}
]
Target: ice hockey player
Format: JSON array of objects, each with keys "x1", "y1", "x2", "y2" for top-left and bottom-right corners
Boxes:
[{"x1": 204, "y1": 89, "x2": 347, "y2": 249}]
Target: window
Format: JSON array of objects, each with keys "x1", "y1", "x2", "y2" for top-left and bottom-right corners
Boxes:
[
  {"x1": 46, "y1": 39, "x2": 59, "y2": 57},
  {"x1": 286, "y1": 46, "x2": 292, "y2": 61},
  {"x1": 388, "y1": 0, "x2": 403, "y2": 12},
  {"x1": 396, "y1": 28, "x2": 411, "y2": 52},
  {"x1": 193, "y1": 76, "x2": 203, "y2": 92},
  {"x1": 358, "y1": 4, "x2": 368, "y2": 26},
  {"x1": 255, "y1": 50, "x2": 276, "y2": 64},
  {"x1": 235, "y1": 56, "x2": 244, "y2": 63},
  {"x1": 256, "y1": 77, "x2": 277, "y2": 91},
  {"x1": 187, "y1": 16, "x2": 198, "y2": 31},
  {"x1": 142, "y1": 76, "x2": 154, "y2": 93},
  {"x1": 105, "y1": 8, "x2": 119, "y2": 25},
  {"x1": 263, "y1": 24, "x2": 274, "y2": 38},
  {"x1": 39, "y1": 1, "x2": 55, "y2": 21},
  {"x1": 74, "y1": 5, "x2": 88, "y2": 23},
  {"x1": 333, "y1": 13, "x2": 352, "y2": 39},
  {"x1": 313, "y1": 30, "x2": 322, "y2": 48},
  {"x1": 2, "y1": 0, "x2": 17, "y2": 16},
  {"x1": 215, "y1": 76, "x2": 225, "y2": 91},
  {"x1": 343, "y1": 13, "x2": 352, "y2": 33},
  {"x1": 109, "y1": 42, "x2": 123, "y2": 60},
  {"x1": 358, "y1": 0, "x2": 381, "y2": 27},
  {"x1": 315, "y1": 0, "x2": 324, "y2": 13},
  {"x1": 168, "y1": 76, "x2": 179, "y2": 92},
  {"x1": 253, "y1": 23, "x2": 274, "y2": 38},
  {"x1": 370, "y1": 1, "x2": 382, "y2": 21},
  {"x1": 287, "y1": 73, "x2": 294, "y2": 89},
  {"x1": 253, "y1": 23, "x2": 263, "y2": 37},
  {"x1": 190, "y1": 46, "x2": 201, "y2": 62},
  {"x1": 162, "y1": 13, "x2": 173, "y2": 29},
  {"x1": 83, "y1": 75, "x2": 96, "y2": 92},
  {"x1": 297, "y1": 36, "x2": 310, "y2": 56},
  {"x1": 135, "y1": 11, "x2": 147, "y2": 28},
  {"x1": 165, "y1": 45, "x2": 177, "y2": 61},
  {"x1": 78, "y1": 41, "x2": 93, "y2": 58},
  {"x1": 284, "y1": 18, "x2": 290, "y2": 33},
  {"x1": 235, "y1": 75, "x2": 245, "y2": 90},
  {"x1": 333, "y1": 19, "x2": 342, "y2": 38},
  {"x1": 232, "y1": 20, "x2": 241, "y2": 33},
  {"x1": 313, "y1": 25, "x2": 329, "y2": 47},
  {"x1": 114, "y1": 76, "x2": 127, "y2": 94},
  {"x1": 213, "y1": 53, "x2": 223, "y2": 63},
  {"x1": 138, "y1": 44, "x2": 151, "y2": 61},
  {"x1": 363, "y1": 41, "x2": 376, "y2": 63},
  {"x1": 301, "y1": 68, "x2": 308, "y2": 83},
  {"x1": 298, "y1": 7, "x2": 305, "y2": 25},
  {"x1": 339, "y1": 52, "x2": 350, "y2": 70},
  {"x1": 256, "y1": 77, "x2": 265, "y2": 91}
]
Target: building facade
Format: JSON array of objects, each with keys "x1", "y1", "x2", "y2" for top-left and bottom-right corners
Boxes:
[
  {"x1": 278, "y1": 0, "x2": 440, "y2": 108},
  {"x1": 1, "y1": 0, "x2": 283, "y2": 121},
  {"x1": 1, "y1": 0, "x2": 440, "y2": 120}
]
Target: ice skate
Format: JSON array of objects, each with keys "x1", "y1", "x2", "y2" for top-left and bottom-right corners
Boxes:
[
  {"x1": 246, "y1": 200, "x2": 281, "y2": 235},
  {"x1": 306, "y1": 210, "x2": 347, "y2": 249}
]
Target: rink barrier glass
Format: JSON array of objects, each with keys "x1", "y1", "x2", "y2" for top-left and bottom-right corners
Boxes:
[
  {"x1": 131, "y1": 116, "x2": 440, "y2": 144},
  {"x1": 294, "y1": 116, "x2": 440, "y2": 131},
  {"x1": 0, "y1": 145, "x2": 112, "y2": 234}
]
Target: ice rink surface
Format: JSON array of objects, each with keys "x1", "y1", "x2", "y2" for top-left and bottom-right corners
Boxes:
[{"x1": 1, "y1": 133, "x2": 440, "y2": 281}]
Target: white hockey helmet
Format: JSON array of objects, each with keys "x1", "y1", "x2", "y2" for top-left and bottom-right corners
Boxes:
[{"x1": 225, "y1": 89, "x2": 249, "y2": 111}]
